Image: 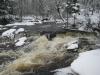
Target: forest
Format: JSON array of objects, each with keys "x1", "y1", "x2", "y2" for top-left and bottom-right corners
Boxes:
[{"x1": 0, "y1": 0, "x2": 100, "y2": 24}]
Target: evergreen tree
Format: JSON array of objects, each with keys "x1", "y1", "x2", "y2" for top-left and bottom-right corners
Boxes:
[
  {"x1": 65, "y1": 0, "x2": 80, "y2": 15},
  {"x1": 0, "y1": 0, "x2": 16, "y2": 16},
  {"x1": 65, "y1": 0, "x2": 80, "y2": 28},
  {"x1": 0, "y1": 0, "x2": 9, "y2": 16},
  {"x1": 0, "y1": 0, "x2": 16, "y2": 25}
]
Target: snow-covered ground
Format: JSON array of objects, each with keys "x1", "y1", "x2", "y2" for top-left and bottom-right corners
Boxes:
[
  {"x1": 5, "y1": 16, "x2": 42, "y2": 26},
  {"x1": 54, "y1": 49, "x2": 100, "y2": 75},
  {"x1": 6, "y1": 22, "x2": 35, "y2": 26},
  {"x1": 6, "y1": 20, "x2": 43, "y2": 26},
  {"x1": 71, "y1": 49, "x2": 100, "y2": 75}
]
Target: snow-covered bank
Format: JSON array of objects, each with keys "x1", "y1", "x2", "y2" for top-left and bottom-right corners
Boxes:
[
  {"x1": 71, "y1": 49, "x2": 100, "y2": 75},
  {"x1": 6, "y1": 22, "x2": 35, "y2": 26},
  {"x1": 6, "y1": 16, "x2": 42, "y2": 26},
  {"x1": 53, "y1": 49, "x2": 100, "y2": 75},
  {"x1": 53, "y1": 67, "x2": 74, "y2": 75}
]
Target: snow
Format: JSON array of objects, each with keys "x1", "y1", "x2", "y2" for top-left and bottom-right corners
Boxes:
[
  {"x1": 71, "y1": 49, "x2": 100, "y2": 75},
  {"x1": 0, "y1": 25, "x2": 3, "y2": 27},
  {"x1": 15, "y1": 28, "x2": 24, "y2": 34},
  {"x1": 6, "y1": 20, "x2": 42, "y2": 26},
  {"x1": 24, "y1": 22, "x2": 35, "y2": 25},
  {"x1": 76, "y1": 14, "x2": 86, "y2": 22},
  {"x1": 2, "y1": 28, "x2": 26, "y2": 46},
  {"x1": 0, "y1": 28, "x2": 2, "y2": 30},
  {"x1": 6, "y1": 22, "x2": 35, "y2": 26},
  {"x1": 22, "y1": 16, "x2": 34, "y2": 20},
  {"x1": 5, "y1": 16, "x2": 43, "y2": 26},
  {"x1": 15, "y1": 37, "x2": 27, "y2": 46},
  {"x1": 2, "y1": 29, "x2": 16, "y2": 39},
  {"x1": 80, "y1": 9, "x2": 85, "y2": 12},
  {"x1": 33, "y1": 20, "x2": 42, "y2": 24},
  {"x1": 2, "y1": 28, "x2": 25, "y2": 38},
  {"x1": 73, "y1": 6, "x2": 78, "y2": 10},
  {"x1": 68, "y1": 18, "x2": 74, "y2": 24},
  {"x1": 53, "y1": 49, "x2": 100, "y2": 75},
  {"x1": 76, "y1": 3, "x2": 80, "y2": 6},
  {"x1": 78, "y1": 26, "x2": 85, "y2": 31},
  {"x1": 72, "y1": 13, "x2": 76, "y2": 16},
  {"x1": 53, "y1": 67, "x2": 74, "y2": 75},
  {"x1": 76, "y1": 10, "x2": 99, "y2": 24},
  {"x1": 56, "y1": 19, "x2": 63, "y2": 23},
  {"x1": 65, "y1": 4, "x2": 68, "y2": 7},
  {"x1": 78, "y1": 24, "x2": 86, "y2": 31},
  {"x1": 67, "y1": 43, "x2": 78, "y2": 49},
  {"x1": 90, "y1": 13, "x2": 99, "y2": 24},
  {"x1": 64, "y1": 40, "x2": 78, "y2": 50}
]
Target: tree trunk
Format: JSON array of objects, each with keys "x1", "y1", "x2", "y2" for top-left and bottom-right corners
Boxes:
[{"x1": 58, "y1": 9, "x2": 65, "y2": 22}]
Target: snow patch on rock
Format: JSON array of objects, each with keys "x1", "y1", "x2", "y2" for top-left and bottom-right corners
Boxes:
[
  {"x1": 67, "y1": 40, "x2": 78, "y2": 50},
  {"x1": 2, "y1": 28, "x2": 25, "y2": 39},
  {"x1": 15, "y1": 28, "x2": 24, "y2": 34},
  {"x1": 15, "y1": 37, "x2": 27, "y2": 47},
  {"x1": 2, "y1": 29, "x2": 16, "y2": 39},
  {"x1": 67, "y1": 43, "x2": 78, "y2": 50}
]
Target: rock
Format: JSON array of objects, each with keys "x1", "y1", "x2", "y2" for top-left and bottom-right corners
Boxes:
[
  {"x1": 78, "y1": 38, "x2": 96, "y2": 51},
  {"x1": 22, "y1": 71, "x2": 55, "y2": 75},
  {"x1": 53, "y1": 67, "x2": 79, "y2": 75}
]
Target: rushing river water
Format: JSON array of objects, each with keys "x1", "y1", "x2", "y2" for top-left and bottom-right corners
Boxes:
[{"x1": 0, "y1": 31, "x2": 97, "y2": 75}]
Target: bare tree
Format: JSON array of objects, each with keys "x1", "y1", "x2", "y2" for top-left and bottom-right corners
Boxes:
[{"x1": 55, "y1": 0, "x2": 66, "y2": 22}]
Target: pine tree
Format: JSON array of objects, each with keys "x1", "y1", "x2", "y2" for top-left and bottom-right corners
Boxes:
[
  {"x1": 0, "y1": 0, "x2": 9, "y2": 16},
  {"x1": 63, "y1": 0, "x2": 80, "y2": 28},
  {"x1": 65, "y1": 0, "x2": 80, "y2": 15},
  {"x1": 71, "y1": 0, "x2": 80, "y2": 28},
  {"x1": 0, "y1": 0, "x2": 16, "y2": 25},
  {"x1": 0, "y1": 0, "x2": 16, "y2": 15}
]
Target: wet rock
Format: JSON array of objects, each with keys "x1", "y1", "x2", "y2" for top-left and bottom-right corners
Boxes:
[
  {"x1": 22, "y1": 71, "x2": 55, "y2": 75},
  {"x1": 0, "y1": 56, "x2": 14, "y2": 65},
  {"x1": 78, "y1": 38, "x2": 96, "y2": 51}
]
